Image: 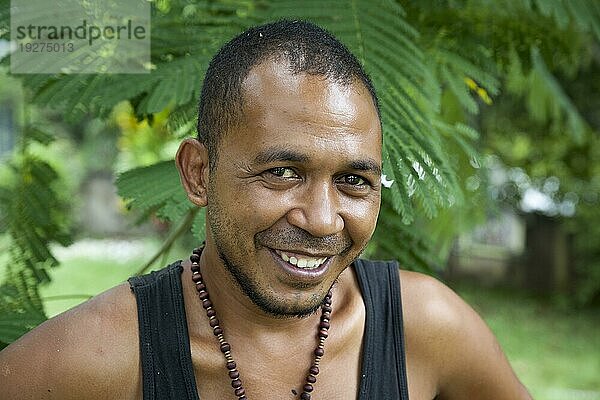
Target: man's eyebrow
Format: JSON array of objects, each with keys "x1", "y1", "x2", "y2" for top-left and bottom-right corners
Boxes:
[
  {"x1": 350, "y1": 159, "x2": 382, "y2": 176},
  {"x1": 253, "y1": 147, "x2": 309, "y2": 164}
]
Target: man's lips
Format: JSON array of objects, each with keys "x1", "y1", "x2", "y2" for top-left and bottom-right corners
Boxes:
[{"x1": 271, "y1": 248, "x2": 331, "y2": 270}]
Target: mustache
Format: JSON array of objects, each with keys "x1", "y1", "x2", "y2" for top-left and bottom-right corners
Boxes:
[{"x1": 255, "y1": 227, "x2": 353, "y2": 255}]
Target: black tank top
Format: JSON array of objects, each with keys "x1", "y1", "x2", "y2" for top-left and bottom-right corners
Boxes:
[{"x1": 128, "y1": 259, "x2": 410, "y2": 399}]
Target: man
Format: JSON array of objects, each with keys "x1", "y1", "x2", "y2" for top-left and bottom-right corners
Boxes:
[{"x1": 0, "y1": 20, "x2": 531, "y2": 399}]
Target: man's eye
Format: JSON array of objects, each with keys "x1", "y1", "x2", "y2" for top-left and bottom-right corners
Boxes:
[
  {"x1": 269, "y1": 167, "x2": 297, "y2": 178},
  {"x1": 343, "y1": 175, "x2": 367, "y2": 186}
]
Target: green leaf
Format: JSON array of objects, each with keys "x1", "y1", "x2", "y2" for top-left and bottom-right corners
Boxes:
[{"x1": 116, "y1": 159, "x2": 193, "y2": 222}]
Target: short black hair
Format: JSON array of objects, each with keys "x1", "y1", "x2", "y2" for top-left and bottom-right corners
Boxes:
[{"x1": 197, "y1": 19, "x2": 380, "y2": 167}]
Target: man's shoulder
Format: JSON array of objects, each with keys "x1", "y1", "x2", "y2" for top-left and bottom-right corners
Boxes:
[
  {"x1": 397, "y1": 269, "x2": 532, "y2": 399},
  {"x1": 398, "y1": 269, "x2": 468, "y2": 337},
  {"x1": 0, "y1": 282, "x2": 141, "y2": 399}
]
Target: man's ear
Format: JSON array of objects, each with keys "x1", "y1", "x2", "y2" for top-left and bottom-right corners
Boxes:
[{"x1": 176, "y1": 138, "x2": 210, "y2": 207}]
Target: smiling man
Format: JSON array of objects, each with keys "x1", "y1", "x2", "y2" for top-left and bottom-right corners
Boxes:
[{"x1": 0, "y1": 20, "x2": 531, "y2": 399}]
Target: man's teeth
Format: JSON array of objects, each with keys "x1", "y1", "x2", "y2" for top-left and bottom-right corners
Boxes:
[{"x1": 278, "y1": 251, "x2": 327, "y2": 269}]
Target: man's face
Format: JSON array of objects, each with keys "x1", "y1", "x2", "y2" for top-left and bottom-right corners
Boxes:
[{"x1": 206, "y1": 61, "x2": 382, "y2": 317}]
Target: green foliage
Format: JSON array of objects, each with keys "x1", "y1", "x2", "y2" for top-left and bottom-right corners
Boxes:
[
  {"x1": 115, "y1": 160, "x2": 205, "y2": 273},
  {"x1": 0, "y1": 265, "x2": 47, "y2": 349},
  {"x1": 0, "y1": 125, "x2": 73, "y2": 348},
  {"x1": 0, "y1": 139, "x2": 72, "y2": 283},
  {"x1": 367, "y1": 193, "x2": 442, "y2": 274},
  {"x1": 116, "y1": 160, "x2": 190, "y2": 222}
]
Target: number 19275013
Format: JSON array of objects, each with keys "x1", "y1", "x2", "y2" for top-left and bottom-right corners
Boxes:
[{"x1": 19, "y1": 42, "x2": 74, "y2": 53}]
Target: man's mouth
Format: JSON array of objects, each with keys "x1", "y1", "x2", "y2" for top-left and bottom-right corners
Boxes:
[{"x1": 273, "y1": 249, "x2": 329, "y2": 270}]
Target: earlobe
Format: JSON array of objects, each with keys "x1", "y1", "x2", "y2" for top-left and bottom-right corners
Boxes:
[{"x1": 175, "y1": 138, "x2": 210, "y2": 207}]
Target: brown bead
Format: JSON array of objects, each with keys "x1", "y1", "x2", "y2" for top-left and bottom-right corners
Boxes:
[
  {"x1": 300, "y1": 393, "x2": 311, "y2": 400},
  {"x1": 213, "y1": 327, "x2": 223, "y2": 335},
  {"x1": 319, "y1": 320, "x2": 330, "y2": 329},
  {"x1": 227, "y1": 361, "x2": 237, "y2": 370},
  {"x1": 303, "y1": 384, "x2": 314, "y2": 392},
  {"x1": 209, "y1": 318, "x2": 220, "y2": 327},
  {"x1": 307, "y1": 374, "x2": 316, "y2": 383},
  {"x1": 314, "y1": 348, "x2": 324, "y2": 357},
  {"x1": 192, "y1": 247, "x2": 202, "y2": 255},
  {"x1": 322, "y1": 311, "x2": 331, "y2": 319},
  {"x1": 207, "y1": 309, "x2": 216, "y2": 317},
  {"x1": 309, "y1": 366, "x2": 319, "y2": 375},
  {"x1": 192, "y1": 274, "x2": 202, "y2": 283},
  {"x1": 190, "y1": 264, "x2": 200, "y2": 273},
  {"x1": 318, "y1": 329, "x2": 328, "y2": 338},
  {"x1": 220, "y1": 343, "x2": 231, "y2": 353},
  {"x1": 202, "y1": 299, "x2": 212, "y2": 309},
  {"x1": 231, "y1": 378, "x2": 242, "y2": 388},
  {"x1": 234, "y1": 388, "x2": 246, "y2": 396},
  {"x1": 196, "y1": 282, "x2": 206, "y2": 291},
  {"x1": 190, "y1": 253, "x2": 200, "y2": 263},
  {"x1": 323, "y1": 305, "x2": 332, "y2": 313},
  {"x1": 229, "y1": 370, "x2": 240, "y2": 379},
  {"x1": 199, "y1": 291, "x2": 209, "y2": 300}
]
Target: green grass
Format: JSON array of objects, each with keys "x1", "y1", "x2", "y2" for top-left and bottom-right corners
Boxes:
[
  {"x1": 39, "y1": 240, "x2": 191, "y2": 317},
  {"x1": 453, "y1": 283, "x2": 600, "y2": 400},
  {"x1": 39, "y1": 257, "x2": 143, "y2": 317}
]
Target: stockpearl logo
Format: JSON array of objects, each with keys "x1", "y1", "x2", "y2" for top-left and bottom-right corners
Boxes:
[{"x1": 10, "y1": 0, "x2": 150, "y2": 74}]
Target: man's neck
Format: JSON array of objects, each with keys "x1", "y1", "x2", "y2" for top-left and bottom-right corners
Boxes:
[{"x1": 196, "y1": 244, "x2": 326, "y2": 336}]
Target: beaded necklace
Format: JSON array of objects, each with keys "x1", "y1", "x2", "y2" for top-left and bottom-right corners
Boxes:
[{"x1": 189, "y1": 247, "x2": 332, "y2": 400}]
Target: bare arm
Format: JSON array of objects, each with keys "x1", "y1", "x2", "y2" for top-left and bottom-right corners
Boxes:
[
  {"x1": 401, "y1": 271, "x2": 532, "y2": 400},
  {"x1": 0, "y1": 284, "x2": 141, "y2": 400}
]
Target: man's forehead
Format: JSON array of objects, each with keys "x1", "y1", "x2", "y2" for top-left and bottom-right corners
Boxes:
[
  {"x1": 240, "y1": 60, "x2": 378, "y2": 122},
  {"x1": 212, "y1": 59, "x2": 382, "y2": 170}
]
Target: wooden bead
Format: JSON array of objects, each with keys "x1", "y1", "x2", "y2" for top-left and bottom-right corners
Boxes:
[
  {"x1": 300, "y1": 393, "x2": 311, "y2": 400},
  {"x1": 231, "y1": 378, "x2": 242, "y2": 388},
  {"x1": 307, "y1": 374, "x2": 316, "y2": 383},
  {"x1": 213, "y1": 327, "x2": 223, "y2": 335},
  {"x1": 314, "y1": 348, "x2": 324, "y2": 357},
  {"x1": 202, "y1": 299, "x2": 212, "y2": 309},
  {"x1": 227, "y1": 361, "x2": 237, "y2": 370},
  {"x1": 303, "y1": 384, "x2": 314, "y2": 392},
  {"x1": 220, "y1": 343, "x2": 231, "y2": 353},
  {"x1": 234, "y1": 388, "x2": 246, "y2": 396},
  {"x1": 229, "y1": 370, "x2": 240, "y2": 379},
  {"x1": 309, "y1": 366, "x2": 319, "y2": 375},
  {"x1": 192, "y1": 274, "x2": 202, "y2": 283},
  {"x1": 209, "y1": 318, "x2": 220, "y2": 327},
  {"x1": 190, "y1": 253, "x2": 200, "y2": 263}
]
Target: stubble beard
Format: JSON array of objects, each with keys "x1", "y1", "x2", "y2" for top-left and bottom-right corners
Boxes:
[{"x1": 207, "y1": 197, "x2": 327, "y2": 319}]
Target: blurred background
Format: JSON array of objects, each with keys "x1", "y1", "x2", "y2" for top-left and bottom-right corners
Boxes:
[{"x1": 0, "y1": 1, "x2": 599, "y2": 399}]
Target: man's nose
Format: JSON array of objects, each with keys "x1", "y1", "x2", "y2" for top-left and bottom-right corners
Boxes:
[{"x1": 285, "y1": 182, "x2": 344, "y2": 238}]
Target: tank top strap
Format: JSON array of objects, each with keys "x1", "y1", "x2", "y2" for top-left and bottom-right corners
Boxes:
[
  {"x1": 128, "y1": 261, "x2": 199, "y2": 400},
  {"x1": 353, "y1": 259, "x2": 410, "y2": 400}
]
